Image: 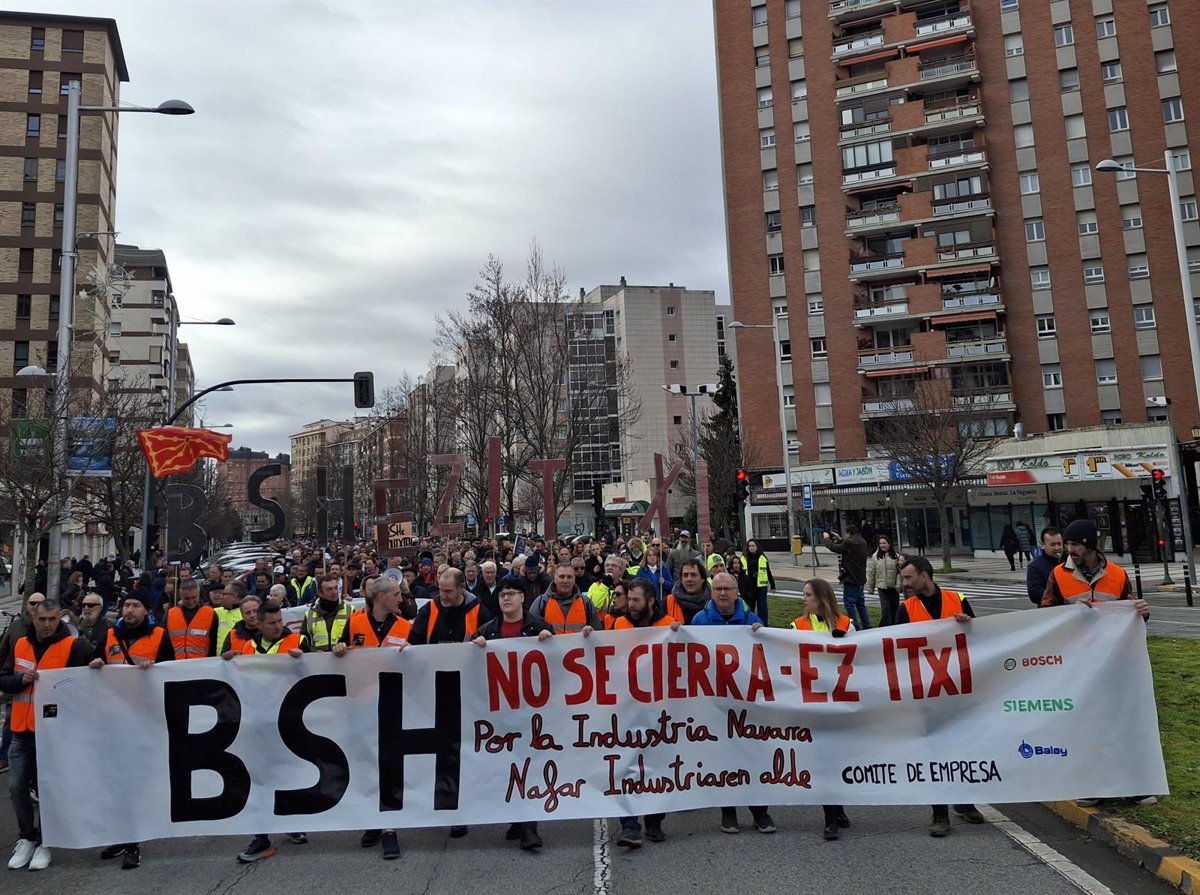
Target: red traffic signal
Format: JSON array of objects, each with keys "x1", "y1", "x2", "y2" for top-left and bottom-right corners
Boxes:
[
  {"x1": 1158, "y1": 538, "x2": 1166, "y2": 548},
  {"x1": 1152, "y1": 469, "x2": 1166, "y2": 482},
  {"x1": 736, "y1": 468, "x2": 749, "y2": 482}
]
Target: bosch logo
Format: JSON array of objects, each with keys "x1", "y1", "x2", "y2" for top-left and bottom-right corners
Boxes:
[
  {"x1": 1003, "y1": 658, "x2": 1017, "y2": 671},
  {"x1": 1022, "y1": 655, "x2": 1063, "y2": 667}
]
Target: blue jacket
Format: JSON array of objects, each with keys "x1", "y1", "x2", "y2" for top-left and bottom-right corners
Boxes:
[
  {"x1": 689, "y1": 598, "x2": 763, "y2": 627},
  {"x1": 636, "y1": 564, "x2": 674, "y2": 602},
  {"x1": 1026, "y1": 553, "x2": 1060, "y2": 605}
]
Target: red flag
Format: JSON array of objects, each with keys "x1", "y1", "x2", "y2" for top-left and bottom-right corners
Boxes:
[{"x1": 137, "y1": 426, "x2": 233, "y2": 479}]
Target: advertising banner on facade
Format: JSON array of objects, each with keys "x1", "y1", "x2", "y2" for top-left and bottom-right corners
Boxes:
[
  {"x1": 35, "y1": 605, "x2": 1165, "y2": 848},
  {"x1": 987, "y1": 447, "x2": 1172, "y2": 486}
]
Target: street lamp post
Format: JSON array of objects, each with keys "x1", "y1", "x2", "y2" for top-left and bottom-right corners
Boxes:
[
  {"x1": 46, "y1": 81, "x2": 194, "y2": 595},
  {"x1": 1097, "y1": 152, "x2": 1199, "y2": 580},
  {"x1": 729, "y1": 320, "x2": 798, "y2": 565}
]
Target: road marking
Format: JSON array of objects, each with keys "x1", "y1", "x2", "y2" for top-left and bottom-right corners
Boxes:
[
  {"x1": 979, "y1": 805, "x2": 1117, "y2": 895},
  {"x1": 593, "y1": 818, "x2": 611, "y2": 895}
]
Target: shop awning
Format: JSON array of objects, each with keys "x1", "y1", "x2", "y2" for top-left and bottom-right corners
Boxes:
[
  {"x1": 844, "y1": 48, "x2": 899, "y2": 65},
  {"x1": 910, "y1": 34, "x2": 970, "y2": 54},
  {"x1": 925, "y1": 263, "x2": 995, "y2": 279},
  {"x1": 829, "y1": 477, "x2": 987, "y2": 495},
  {"x1": 863, "y1": 365, "x2": 925, "y2": 378},
  {"x1": 604, "y1": 501, "x2": 648, "y2": 516},
  {"x1": 931, "y1": 310, "x2": 998, "y2": 325}
]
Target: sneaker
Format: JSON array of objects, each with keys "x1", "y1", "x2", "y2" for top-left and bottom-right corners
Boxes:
[
  {"x1": 519, "y1": 828, "x2": 543, "y2": 851},
  {"x1": 720, "y1": 808, "x2": 739, "y2": 834},
  {"x1": 449, "y1": 826, "x2": 468, "y2": 839},
  {"x1": 99, "y1": 844, "x2": 126, "y2": 861},
  {"x1": 288, "y1": 833, "x2": 308, "y2": 845},
  {"x1": 0, "y1": 759, "x2": 9, "y2": 774},
  {"x1": 823, "y1": 822, "x2": 839, "y2": 841},
  {"x1": 360, "y1": 829, "x2": 381, "y2": 848},
  {"x1": 8, "y1": 839, "x2": 36, "y2": 870},
  {"x1": 836, "y1": 810, "x2": 851, "y2": 829},
  {"x1": 615, "y1": 826, "x2": 642, "y2": 848},
  {"x1": 1130, "y1": 795, "x2": 1158, "y2": 805},
  {"x1": 1075, "y1": 798, "x2": 1101, "y2": 808},
  {"x1": 644, "y1": 819, "x2": 666, "y2": 843},
  {"x1": 381, "y1": 831, "x2": 400, "y2": 860},
  {"x1": 121, "y1": 846, "x2": 141, "y2": 870},
  {"x1": 929, "y1": 815, "x2": 951, "y2": 838},
  {"x1": 505, "y1": 823, "x2": 522, "y2": 841},
  {"x1": 237, "y1": 837, "x2": 274, "y2": 864},
  {"x1": 955, "y1": 806, "x2": 985, "y2": 824},
  {"x1": 28, "y1": 846, "x2": 50, "y2": 871},
  {"x1": 752, "y1": 811, "x2": 777, "y2": 834}
]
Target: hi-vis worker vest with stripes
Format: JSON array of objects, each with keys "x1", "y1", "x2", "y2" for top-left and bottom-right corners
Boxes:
[
  {"x1": 903, "y1": 589, "x2": 964, "y2": 622},
  {"x1": 790, "y1": 614, "x2": 852, "y2": 634},
  {"x1": 213, "y1": 607, "x2": 242, "y2": 654},
  {"x1": 425, "y1": 601, "x2": 481, "y2": 642},
  {"x1": 242, "y1": 632, "x2": 304, "y2": 655},
  {"x1": 104, "y1": 627, "x2": 166, "y2": 664},
  {"x1": 167, "y1": 605, "x2": 215, "y2": 659},
  {"x1": 543, "y1": 596, "x2": 588, "y2": 634},
  {"x1": 755, "y1": 556, "x2": 771, "y2": 588},
  {"x1": 1050, "y1": 563, "x2": 1129, "y2": 603},
  {"x1": 304, "y1": 602, "x2": 352, "y2": 651},
  {"x1": 12, "y1": 636, "x2": 74, "y2": 733},
  {"x1": 349, "y1": 609, "x2": 411, "y2": 648}
]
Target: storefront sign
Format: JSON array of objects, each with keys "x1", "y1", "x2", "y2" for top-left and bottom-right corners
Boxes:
[{"x1": 987, "y1": 449, "x2": 1170, "y2": 486}]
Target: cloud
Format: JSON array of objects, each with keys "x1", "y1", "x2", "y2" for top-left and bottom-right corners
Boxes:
[{"x1": 23, "y1": 0, "x2": 728, "y2": 453}]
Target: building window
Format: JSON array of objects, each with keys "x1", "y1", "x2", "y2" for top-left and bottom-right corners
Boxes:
[
  {"x1": 808, "y1": 296, "x2": 824, "y2": 314},
  {"x1": 818, "y1": 429, "x2": 836, "y2": 450},
  {"x1": 1101, "y1": 61, "x2": 1122, "y2": 83},
  {"x1": 1089, "y1": 310, "x2": 1111, "y2": 334},
  {"x1": 1047, "y1": 413, "x2": 1067, "y2": 431},
  {"x1": 755, "y1": 51, "x2": 770, "y2": 67},
  {"x1": 1031, "y1": 268, "x2": 1051, "y2": 290},
  {"x1": 110, "y1": 321, "x2": 121, "y2": 336},
  {"x1": 1128, "y1": 255, "x2": 1149, "y2": 279},
  {"x1": 1149, "y1": 4, "x2": 1170, "y2": 27},
  {"x1": 765, "y1": 211, "x2": 782, "y2": 234},
  {"x1": 814, "y1": 383, "x2": 831, "y2": 406},
  {"x1": 763, "y1": 169, "x2": 778, "y2": 191},
  {"x1": 1095, "y1": 18, "x2": 1116, "y2": 39},
  {"x1": 53, "y1": 203, "x2": 63, "y2": 228},
  {"x1": 794, "y1": 121, "x2": 810, "y2": 142},
  {"x1": 1175, "y1": 150, "x2": 1191, "y2": 171},
  {"x1": 108, "y1": 352, "x2": 121, "y2": 366},
  {"x1": 62, "y1": 30, "x2": 84, "y2": 53},
  {"x1": 1014, "y1": 124, "x2": 1035, "y2": 148},
  {"x1": 1065, "y1": 115, "x2": 1086, "y2": 139},
  {"x1": 23, "y1": 158, "x2": 38, "y2": 182},
  {"x1": 782, "y1": 393, "x2": 796, "y2": 408},
  {"x1": 18, "y1": 248, "x2": 33, "y2": 272},
  {"x1": 1163, "y1": 97, "x2": 1185, "y2": 124},
  {"x1": 1114, "y1": 156, "x2": 1136, "y2": 180},
  {"x1": 16, "y1": 295, "x2": 31, "y2": 319},
  {"x1": 1157, "y1": 50, "x2": 1177, "y2": 73},
  {"x1": 1001, "y1": 0, "x2": 1018, "y2": 9},
  {"x1": 1042, "y1": 365, "x2": 1063, "y2": 388},
  {"x1": 760, "y1": 128, "x2": 776, "y2": 148},
  {"x1": 769, "y1": 254, "x2": 785, "y2": 275},
  {"x1": 788, "y1": 38, "x2": 803, "y2": 59},
  {"x1": 1059, "y1": 69, "x2": 1079, "y2": 93},
  {"x1": 59, "y1": 73, "x2": 80, "y2": 96},
  {"x1": 785, "y1": 0, "x2": 801, "y2": 17},
  {"x1": 55, "y1": 159, "x2": 65, "y2": 183},
  {"x1": 26, "y1": 114, "x2": 40, "y2": 137},
  {"x1": 30, "y1": 27, "x2": 44, "y2": 51},
  {"x1": 1036, "y1": 314, "x2": 1056, "y2": 339},
  {"x1": 1134, "y1": 306, "x2": 1156, "y2": 329},
  {"x1": 757, "y1": 86, "x2": 773, "y2": 108},
  {"x1": 1005, "y1": 35, "x2": 1024, "y2": 57},
  {"x1": 1083, "y1": 265, "x2": 1104, "y2": 283},
  {"x1": 779, "y1": 339, "x2": 791, "y2": 361},
  {"x1": 811, "y1": 338, "x2": 827, "y2": 358},
  {"x1": 1070, "y1": 163, "x2": 1092, "y2": 187},
  {"x1": 800, "y1": 205, "x2": 815, "y2": 226},
  {"x1": 1101, "y1": 410, "x2": 1122, "y2": 425},
  {"x1": 13, "y1": 341, "x2": 29, "y2": 373},
  {"x1": 797, "y1": 163, "x2": 814, "y2": 185},
  {"x1": 1095, "y1": 359, "x2": 1117, "y2": 383},
  {"x1": 151, "y1": 290, "x2": 166, "y2": 309},
  {"x1": 1182, "y1": 200, "x2": 1199, "y2": 222},
  {"x1": 11, "y1": 388, "x2": 27, "y2": 417},
  {"x1": 1054, "y1": 24, "x2": 1074, "y2": 47},
  {"x1": 1108, "y1": 107, "x2": 1129, "y2": 133},
  {"x1": 20, "y1": 203, "x2": 35, "y2": 228},
  {"x1": 28, "y1": 70, "x2": 42, "y2": 95},
  {"x1": 1122, "y1": 206, "x2": 1142, "y2": 230},
  {"x1": 1020, "y1": 172, "x2": 1040, "y2": 195},
  {"x1": 1141, "y1": 355, "x2": 1163, "y2": 381},
  {"x1": 57, "y1": 115, "x2": 66, "y2": 140},
  {"x1": 1078, "y1": 212, "x2": 1099, "y2": 236},
  {"x1": 1025, "y1": 220, "x2": 1045, "y2": 242},
  {"x1": 752, "y1": 5, "x2": 767, "y2": 26},
  {"x1": 673, "y1": 415, "x2": 683, "y2": 425},
  {"x1": 667, "y1": 333, "x2": 677, "y2": 343},
  {"x1": 51, "y1": 249, "x2": 60, "y2": 270},
  {"x1": 669, "y1": 359, "x2": 679, "y2": 369}
]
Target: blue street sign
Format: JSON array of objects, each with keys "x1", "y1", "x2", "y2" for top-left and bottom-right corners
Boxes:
[
  {"x1": 802, "y1": 483, "x2": 814, "y2": 511},
  {"x1": 497, "y1": 516, "x2": 507, "y2": 530},
  {"x1": 467, "y1": 513, "x2": 477, "y2": 526}
]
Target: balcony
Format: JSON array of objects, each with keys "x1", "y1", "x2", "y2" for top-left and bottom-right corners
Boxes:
[
  {"x1": 942, "y1": 289, "x2": 1001, "y2": 311},
  {"x1": 925, "y1": 95, "x2": 982, "y2": 126},
  {"x1": 931, "y1": 196, "x2": 991, "y2": 216},
  {"x1": 914, "y1": 10, "x2": 972, "y2": 38},
  {"x1": 858, "y1": 346, "x2": 915, "y2": 369},
  {"x1": 945, "y1": 337, "x2": 1009, "y2": 359},
  {"x1": 840, "y1": 117, "x2": 892, "y2": 141},
  {"x1": 849, "y1": 252, "x2": 905, "y2": 277},
  {"x1": 833, "y1": 29, "x2": 884, "y2": 58},
  {"x1": 919, "y1": 52, "x2": 979, "y2": 85},
  {"x1": 847, "y1": 203, "x2": 901, "y2": 230},
  {"x1": 835, "y1": 76, "x2": 889, "y2": 100},
  {"x1": 953, "y1": 390, "x2": 1015, "y2": 408},
  {"x1": 855, "y1": 300, "x2": 910, "y2": 321},
  {"x1": 934, "y1": 242, "x2": 996, "y2": 265},
  {"x1": 862, "y1": 397, "x2": 916, "y2": 416},
  {"x1": 843, "y1": 165, "x2": 897, "y2": 186},
  {"x1": 829, "y1": 0, "x2": 894, "y2": 23},
  {"x1": 927, "y1": 145, "x2": 986, "y2": 170}
]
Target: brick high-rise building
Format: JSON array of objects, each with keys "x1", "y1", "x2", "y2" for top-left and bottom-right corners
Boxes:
[
  {"x1": 715, "y1": 0, "x2": 1200, "y2": 552},
  {"x1": 0, "y1": 12, "x2": 127, "y2": 409}
]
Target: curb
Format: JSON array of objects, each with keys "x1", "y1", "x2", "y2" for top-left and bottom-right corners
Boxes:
[{"x1": 1044, "y1": 801, "x2": 1200, "y2": 893}]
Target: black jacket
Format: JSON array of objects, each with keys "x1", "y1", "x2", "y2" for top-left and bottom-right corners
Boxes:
[
  {"x1": 409, "y1": 595, "x2": 492, "y2": 645},
  {"x1": 828, "y1": 534, "x2": 870, "y2": 586},
  {"x1": 1026, "y1": 553, "x2": 1061, "y2": 605},
  {"x1": 474, "y1": 612, "x2": 554, "y2": 640},
  {"x1": 0, "y1": 623, "x2": 98, "y2": 694}
]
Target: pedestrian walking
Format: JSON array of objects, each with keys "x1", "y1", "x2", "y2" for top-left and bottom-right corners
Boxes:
[
  {"x1": 743, "y1": 540, "x2": 774, "y2": 624},
  {"x1": 1015, "y1": 522, "x2": 1035, "y2": 565},
  {"x1": 865, "y1": 536, "x2": 901, "y2": 626},
  {"x1": 1000, "y1": 524, "x2": 1020, "y2": 571}
]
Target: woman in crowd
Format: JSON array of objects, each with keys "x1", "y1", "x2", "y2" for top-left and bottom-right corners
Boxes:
[
  {"x1": 743, "y1": 539, "x2": 774, "y2": 623},
  {"x1": 635, "y1": 545, "x2": 674, "y2": 606},
  {"x1": 865, "y1": 535, "x2": 901, "y2": 626}
]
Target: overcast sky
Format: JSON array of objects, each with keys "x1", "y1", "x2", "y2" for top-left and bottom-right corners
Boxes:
[{"x1": 27, "y1": 0, "x2": 729, "y2": 454}]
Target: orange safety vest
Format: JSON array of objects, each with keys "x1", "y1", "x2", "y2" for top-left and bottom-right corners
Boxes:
[
  {"x1": 663, "y1": 594, "x2": 684, "y2": 624},
  {"x1": 425, "y1": 601, "x2": 481, "y2": 642},
  {"x1": 225, "y1": 627, "x2": 254, "y2": 655},
  {"x1": 542, "y1": 596, "x2": 589, "y2": 634},
  {"x1": 791, "y1": 614, "x2": 852, "y2": 633},
  {"x1": 12, "y1": 636, "x2": 74, "y2": 733},
  {"x1": 349, "y1": 609, "x2": 412, "y2": 648},
  {"x1": 600, "y1": 612, "x2": 621, "y2": 630},
  {"x1": 104, "y1": 627, "x2": 166, "y2": 665},
  {"x1": 1050, "y1": 562, "x2": 1129, "y2": 603},
  {"x1": 903, "y1": 589, "x2": 964, "y2": 623},
  {"x1": 242, "y1": 632, "x2": 304, "y2": 655},
  {"x1": 166, "y1": 605, "x2": 215, "y2": 660},
  {"x1": 613, "y1": 614, "x2": 675, "y2": 630}
]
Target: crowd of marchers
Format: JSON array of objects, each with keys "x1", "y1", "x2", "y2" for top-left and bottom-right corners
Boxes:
[{"x1": 0, "y1": 518, "x2": 1151, "y2": 872}]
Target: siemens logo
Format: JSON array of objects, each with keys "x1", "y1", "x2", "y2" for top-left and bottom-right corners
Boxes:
[{"x1": 1003, "y1": 698, "x2": 1074, "y2": 713}]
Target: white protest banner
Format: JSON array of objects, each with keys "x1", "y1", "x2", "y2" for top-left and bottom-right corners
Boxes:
[{"x1": 35, "y1": 604, "x2": 1166, "y2": 848}]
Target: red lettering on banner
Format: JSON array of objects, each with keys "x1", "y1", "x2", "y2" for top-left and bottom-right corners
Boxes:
[
  {"x1": 882, "y1": 634, "x2": 972, "y2": 700},
  {"x1": 474, "y1": 720, "x2": 521, "y2": 753},
  {"x1": 667, "y1": 641, "x2": 687, "y2": 699},
  {"x1": 746, "y1": 644, "x2": 775, "y2": 702},
  {"x1": 520, "y1": 651, "x2": 550, "y2": 708},
  {"x1": 487, "y1": 651, "x2": 521, "y2": 711},
  {"x1": 923, "y1": 646, "x2": 958, "y2": 698},
  {"x1": 628, "y1": 645, "x2": 652, "y2": 703},
  {"x1": 956, "y1": 632, "x2": 973, "y2": 693},
  {"x1": 562, "y1": 648, "x2": 591, "y2": 706},
  {"x1": 882, "y1": 637, "x2": 901, "y2": 701},
  {"x1": 594, "y1": 645, "x2": 617, "y2": 706},
  {"x1": 686, "y1": 643, "x2": 715, "y2": 698},
  {"x1": 714, "y1": 644, "x2": 743, "y2": 700},
  {"x1": 828, "y1": 643, "x2": 860, "y2": 702},
  {"x1": 798, "y1": 643, "x2": 826, "y2": 703},
  {"x1": 896, "y1": 637, "x2": 927, "y2": 699}
]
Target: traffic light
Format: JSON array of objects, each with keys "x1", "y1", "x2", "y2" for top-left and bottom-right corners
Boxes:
[
  {"x1": 736, "y1": 468, "x2": 750, "y2": 502},
  {"x1": 353, "y1": 371, "x2": 375, "y2": 409},
  {"x1": 1151, "y1": 468, "x2": 1167, "y2": 500}
]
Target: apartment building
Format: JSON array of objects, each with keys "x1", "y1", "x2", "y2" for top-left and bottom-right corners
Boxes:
[{"x1": 217, "y1": 446, "x2": 291, "y2": 534}]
